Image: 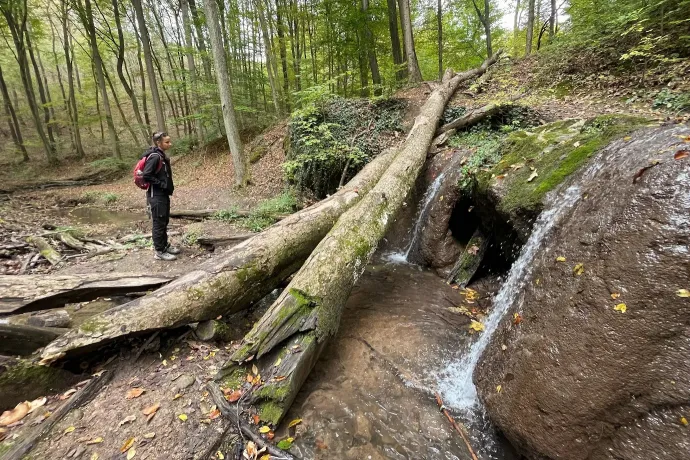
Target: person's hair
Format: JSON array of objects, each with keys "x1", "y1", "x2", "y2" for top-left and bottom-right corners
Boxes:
[{"x1": 152, "y1": 131, "x2": 169, "y2": 144}]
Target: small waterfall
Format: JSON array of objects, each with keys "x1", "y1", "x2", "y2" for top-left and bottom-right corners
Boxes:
[
  {"x1": 438, "y1": 184, "x2": 583, "y2": 410},
  {"x1": 386, "y1": 171, "x2": 448, "y2": 263}
]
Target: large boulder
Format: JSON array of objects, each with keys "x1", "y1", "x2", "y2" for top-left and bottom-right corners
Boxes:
[{"x1": 475, "y1": 123, "x2": 690, "y2": 459}]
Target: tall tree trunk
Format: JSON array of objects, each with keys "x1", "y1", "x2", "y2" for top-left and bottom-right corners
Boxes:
[
  {"x1": 25, "y1": 29, "x2": 58, "y2": 150},
  {"x1": 203, "y1": 0, "x2": 248, "y2": 187},
  {"x1": 80, "y1": 0, "x2": 122, "y2": 158},
  {"x1": 399, "y1": 0, "x2": 422, "y2": 83},
  {"x1": 254, "y1": 0, "x2": 282, "y2": 115},
  {"x1": 0, "y1": 65, "x2": 29, "y2": 161},
  {"x1": 472, "y1": 0, "x2": 493, "y2": 58},
  {"x1": 131, "y1": 14, "x2": 152, "y2": 133},
  {"x1": 549, "y1": 0, "x2": 556, "y2": 42},
  {"x1": 181, "y1": 0, "x2": 204, "y2": 137},
  {"x1": 437, "y1": 0, "x2": 442, "y2": 79},
  {"x1": 526, "y1": 0, "x2": 535, "y2": 54},
  {"x1": 223, "y1": 54, "x2": 503, "y2": 426},
  {"x1": 48, "y1": 17, "x2": 74, "y2": 154},
  {"x1": 103, "y1": 66, "x2": 139, "y2": 145},
  {"x1": 0, "y1": 1, "x2": 56, "y2": 163},
  {"x1": 112, "y1": 0, "x2": 147, "y2": 143},
  {"x1": 132, "y1": 0, "x2": 166, "y2": 131},
  {"x1": 386, "y1": 0, "x2": 404, "y2": 80},
  {"x1": 397, "y1": 0, "x2": 408, "y2": 61},
  {"x1": 60, "y1": 0, "x2": 85, "y2": 158},
  {"x1": 188, "y1": 0, "x2": 213, "y2": 82},
  {"x1": 513, "y1": 0, "x2": 521, "y2": 56},
  {"x1": 362, "y1": 0, "x2": 382, "y2": 96},
  {"x1": 275, "y1": 0, "x2": 290, "y2": 111}
]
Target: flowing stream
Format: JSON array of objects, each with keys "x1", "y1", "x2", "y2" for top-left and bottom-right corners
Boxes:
[{"x1": 437, "y1": 184, "x2": 583, "y2": 411}]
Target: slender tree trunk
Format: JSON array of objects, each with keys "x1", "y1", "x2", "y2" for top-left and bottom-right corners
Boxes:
[
  {"x1": 103, "y1": 66, "x2": 139, "y2": 145},
  {"x1": 275, "y1": 0, "x2": 290, "y2": 111},
  {"x1": 1, "y1": 2, "x2": 56, "y2": 163},
  {"x1": 112, "y1": 0, "x2": 147, "y2": 143},
  {"x1": 182, "y1": 0, "x2": 204, "y2": 138},
  {"x1": 399, "y1": 0, "x2": 422, "y2": 83},
  {"x1": 513, "y1": 0, "x2": 521, "y2": 56},
  {"x1": 386, "y1": 0, "x2": 404, "y2": 81},
  {"x1": 132, "y1": 0, "x2": 166, "y2": 131},
  {"x1": 0, "y1": 65, "x2": 29, "y2": 161},
  {"x1": 472, "y1": 0, "x2": 493, "y2": 58},
  {"x1": 526, "y1": 0, "x2": 535, "y2": 54},
  {"x1": 48, "y1": 17, "x2": 73, "y2": 153},
  {"x1": 397, "y1": 0, "x2": 408, "y2": 61},
  {"x1": 61, "y1": 0, "x2": 85, "y2": 158},
  {"x1": 188, "y1": 0, "x2": 213, "y2": 82},
  {"x1": 131, "y1": 15, "x2": 151, "y2": 133},
  {"x1": 362, "y1": 0, "x2": 382, "y2": 96},
  {"x1": 25, "y1": 30, "x2": 58, "y2": 150},
  {"x1": 549, "y1": 0, "x2": 556, "y2": 42},
  {"x1": 437, "y1": 0, "x2": 442, "y2": 79},
  {"x1": 203, "y1": 0, "x2": 248, "y2": 187},
  {"x1": 255, "y1": 0, "x2": 282, "y2": 115},
  {"x1": 80, "y1": 0, "x2": 122, "y2": 158}
]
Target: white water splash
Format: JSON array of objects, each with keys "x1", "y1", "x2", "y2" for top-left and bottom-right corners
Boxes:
[
  {"x1": 438, "y1": 184, "x2": 583, "y2": 410},
  {"x1": 385, "y1": 171, "x2": 448, "y2": 263}
]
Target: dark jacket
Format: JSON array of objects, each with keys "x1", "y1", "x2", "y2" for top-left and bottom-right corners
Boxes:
[{"x1": 142, "y1": 147, "x2": 174, "y2": 196}]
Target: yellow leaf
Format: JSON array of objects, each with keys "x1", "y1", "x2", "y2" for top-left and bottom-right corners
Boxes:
[
  {"x1": 496, "y1": 385, "x2": 502, "y2": 393},
  {"x1": 274, "y1": 358, "x2": 282, "y2": 367},
  {"x1": 287, "y1": 437, "x2": 294, "y2": 443},
  {"x1": 252, "y1": 364, "x2": 259, "y2": 375},
  {"x1": 259, "y1": 426, "x2": 271, "y2": 434},
  {"x1": 125, "y1": 388, "x2": 145, "y2": 400},
  {"x1": 681, "y1": 417, "x2": 688, "y2": 426},
  {"x1": 127, "y1": 448, "x2": 136, "y2": 460},
  {"x1": 676, "y1": 289, "x2": 690, "y2": 298},
  {"x1": 288, "y1": 418, "x2": 302, "y2": 428},
  {"x1": 90, "y1": 453, "x2": 99, "y2": 460},
  {"x1": 624, "y1": 136, "x2": 632, "y2": 141},
  {"x1": 120, "y1": 437, "x2": 136, "y2": 453},
  {"x1": 614, "y1": 303, "x2": 627, "y2": 313},
  {"x1": 173, "y1": 394, "x2": 182, "y2": 400},
  {"x1": 162, "y1": 360, "x2": 168, "y2": 367},
  {"x1": 260, "y1": 456, "x2": 271, "y2": 460},
  {"x1": 217, "y1": 451, "x2": 225, "y2": 460},
  {"x1": 469, "y1": 320, "x2": 485, "y2": 333},
  {"x1": 555, "y1": 256, "x2": 566, "y2": 262},
  {"x1": 143, "y1": 432, "x2": 155, "y2": 439},
  {"x1": 611, "y1": 293, "x2": 621, "y2": 299},
  {"x1": 64, "y1": 426, "x2": 75, "y2": 434},
  {"x1": 178, "y1": 414, "x2": 188, "y2": 421},
  {"x1": 86, "y1": 437, "x2": 103, "y2": 445},
  {"x1": 573, "y1": 263, "x2": 584, "y2": 276}
]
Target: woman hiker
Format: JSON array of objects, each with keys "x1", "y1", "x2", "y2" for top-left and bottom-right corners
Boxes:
[{"x1": 142, "y1": 131, "x2": 181, "y2": 261}]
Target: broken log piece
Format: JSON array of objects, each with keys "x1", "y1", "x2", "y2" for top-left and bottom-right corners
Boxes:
[
  {"x1": 26, "y1": 236, "x2": 61, "y2": 265},
  {"x1": 1, "y1": 370, "x2": 112, "y2": 460},
  {"x1": 0, "y1": 356, "x2": 82, "y2": 411},
  {"x1": 196, "y1": 234, "x2": 253, "y2": 249},
  {"x1": 0, "y1": 273, "x2": 174, "y2": 315},
  {"x1": 446, "y1": 228, "x2": 490, "y2": 287},
  {"x1": 195, "y1": 320, "x2": 233, "y2": 342},
  {"x1": 57, "y1": 233, "x2": 88, "y2": 251},
  {"x1": 435, "y1": 92, "x2": 526, "y2": 136},
  {"x1": 26, "y1": 310, "x2": 72, "y2": 328},
  {"x1": 39, "y1": 149, "x2": 399, "y2": 363},
  {"x1": 221, "y1": 51, "x2": 503, "y2": 426},
  {"x1": 206, "y1": 382, "x2": 295, "y2": 460},
  {"x1": 0, "y1": 323, "x2": 68, "y2": 356}
]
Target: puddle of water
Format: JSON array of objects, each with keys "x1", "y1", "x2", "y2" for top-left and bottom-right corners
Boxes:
[
  {"x1": 283, "y1": 262, "x2": 515, "y2": 460},
  {"x1": 57, "y1": 207, "x2": 145, "y2": 225}
]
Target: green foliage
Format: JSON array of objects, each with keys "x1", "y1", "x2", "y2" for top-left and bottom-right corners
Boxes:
[
  {"x1": 285, "y1": 94, "x2": 404, "y2": 198},
  {"x1": 213, "y1": 191, "x2": 300, "y2": 232},
  {"x1": 88, "y1": 157, "x2": 130, "y2": 172},
  {"x1": 213, "y1": 207, "x2": 241, "y2": 221},
  {"x1": 81, "y1": 191, "x2": 119, "y2": 204},
  {"x1": 252, "y1": 191, "x2": 299, "y2": 217},
  {"x1": 652, "y1": 89, "x2": 690, "y2": 113},
  {"x1": 182, "y1": 224, "x2": 205, "y2": 246}
]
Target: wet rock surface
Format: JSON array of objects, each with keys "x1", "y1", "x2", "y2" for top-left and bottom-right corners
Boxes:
[{"x1": 475, "y1": 124, "x2": 690, "y2": 459}]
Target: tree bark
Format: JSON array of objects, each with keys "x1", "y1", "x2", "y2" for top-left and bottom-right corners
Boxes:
[
  {"x1": 472, "y1": 0, "x2": 493, "y2": 58},
  {"x1": 0, "y1": 65, "x2": 28, "y2": 161},
  {"x1": 446, "y1": 228, "x2": 490, "y2": 287},
  {"x1": 254, "y1": 0, "x2": 282, "y2": 115},
  {"x1": 39, "y1": 150, "x2": 397, "y2": 363},
  {"x1": 0, "y1": 273, "x2": 174, "y2": 315},
  {"x1": 362, "y1": 0, "x2": 382, "y2": 96},
  {"x1": 181, "y1": 0, "x2": 204, "y2": 138},
  {"x1": 220, "y1": 53, "x2": 502, "y2": 426},
  {"x1": 25, "y1": 29, "x2": 58, "y2": 151},
  {"x1": 203, "y1": 0, "x2": 248, "y2": 187},
  {"x1": 526, "y1": 0, "x2": 536, "y2": 54},
  {"x1": 386, "y1": 0, "x2": 404, "y2": 80},
  {"x1": 549, "y1": 0, "x2": 556, "y2": 42},
  {"x1": 514, "y1": 0, "x2": 521, "y2": 56},
  {"x1": 26, "y1": 236, "x2": 61, "y2": 265},
  {"x1": 0, "y1": 324, "x2": 68, "y2": 356},
  {"x1": 436, "y1": 98, "x2": 515, "y2": 135},
  {"x1": 132, "y1": 0, "x2": 166, "y2": 131},
  {"x1": 438, "y1": 0, "x2": 443, "y2": 79},
  {"x1": 399, "y1": 0, "x2": 422, "y2": 83}
]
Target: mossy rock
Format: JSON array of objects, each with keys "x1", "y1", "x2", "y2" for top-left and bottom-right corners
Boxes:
[
  {"x1": 0, "y1": 357, "x2": 80, "y2": 410},
  {"x1": 476, "y1": 114, "x2": 649, "y2": 239}
]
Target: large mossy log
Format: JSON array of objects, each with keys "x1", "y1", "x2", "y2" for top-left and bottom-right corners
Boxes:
[
  {"x1": 220, "y1": 52, "x2": 502, "y2": 426},
  {"x1": 40, "y1": 150, "x2": 398, "y2": 363},
  {"x1": 0, "y1": 273, "x2": 174, "y2": 315}
]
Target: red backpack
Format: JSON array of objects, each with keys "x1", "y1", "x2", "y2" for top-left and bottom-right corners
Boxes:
[{"x1": 133, "y1": 153, "x2": 163, "y2": 190}]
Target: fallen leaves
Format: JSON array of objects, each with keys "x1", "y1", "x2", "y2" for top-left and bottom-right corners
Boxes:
[
  {"x1": 86, "y1": 437, "x2": 104, "y2": 445},
  {"x1": 243, "y1": 441, "x2": 267, "y2": 459},
  {"x1": 119, "y1": 415, "x2": 136, "y2": 427},
  {"x1": 513, "y1": 313, "x2": 523, "y2": 325},
  {"x1": 573, "y1": 263, "x2": 585, "y2": 276},
  {"x1": 467, "y1": 245, "x2": 480, "y2": 256},
  {"x1": 60, "y1": 389, "x2": 77, "y2": 400},
  {"x1": 224, "y1": 389, "x2": 243, "y2": 403},
  {"x1": 633, "y1": 159, "x2": 661, "y2": 183},
  {"x1": 614, "y1": 303, "x2": 628, "y2": 313},
  {"x1": 28, "y1": 397, "x2": 47, "y2": 413},
  {"x1": 555, "y1": 256, "x2": 566, "y2": 262},
  {"x1": 64, "y1": 426, "x2": 76, "y2": 434},
  {"x1": 674, "y1": 149, "x2": 689, "y2": 160},
  {"x1": 178, "y1": 414, "x2": 188, "y2": 422},
  {"x1": 469, "y1": 320, "x2": 485, "y2": 333},
  {"x1": 496, "y1": 385, "x2": 502, "y2": 393},
  {"x1": 681, "y1": 417, "x2": 688, "y2": 426},
  {"x1": 527, "y1": 171, "x2": 539, "y2": 183},
  {"x1": 127, "y1": 447, "x2": 136, "y2": 459},
  {"x1": 0, "y1": 401, "x2": 30, "y2": 426},
  {"x1": 288, "y1": 418, "x2": 302, "y2": 428},
  {"x1": 676, "y1": 289, "x2": 689, "y2": 298},
  {"x1": 142, "y1": 403, "x2": 160, "y2": 416},
  {"x1": 276, "y1": 437, "x2": 294, "y2": 450},
  {"x1": 259, "y1": 426, "x2": 271, "y2": 434},
  {"x1": 143, "y1": 432, "x2": 155, "y2": 439},
  {"x1": 125, "y1": 388, "x2": 145, "y2": 400},
  {"x1": 611, "y1": 293, "x2": 621, "y2": 299}
]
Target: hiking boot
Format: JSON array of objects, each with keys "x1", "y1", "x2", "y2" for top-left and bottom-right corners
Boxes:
[
  {"x1": 165, "y1": 244, "x2": 181, "y2": 255},
  {"x1": 155, "y1": 251, "x2": 177, "y2": 261}
]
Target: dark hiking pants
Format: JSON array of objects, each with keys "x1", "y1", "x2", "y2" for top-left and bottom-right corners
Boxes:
[{"x1": 148, "y1": 194, "x2": 170, "y2": 253}]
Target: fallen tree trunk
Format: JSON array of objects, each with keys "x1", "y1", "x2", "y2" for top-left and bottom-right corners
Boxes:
[
  {"x1": 26, "y1": 236, "x2": 61, "y2": 265},
  {"x1": 0, "y1": 273, "x2": 174, "y2": 315},
  {"x1": 0, "y1": 324, "x2": 69, "y2": 356},
  {"x1": 220, "y1": 52, "x2": 502, "y2": 426},
  {"x1": 446, "y1": 228, "x2": 490, "y2": 287},
  {"x1": 170, "y1": 209, "x2": 290, "y2": 221},
  {"x1": 197, "y1": 233, "x2": 253, "y2": 250},
  {"x1": 40, "y1": 149, "x2": 398, "y2": 363}
]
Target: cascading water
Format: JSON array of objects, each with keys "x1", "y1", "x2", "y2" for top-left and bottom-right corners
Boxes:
[
  {"x1": 386, "y1": 170, "x2": 448, "y2": 263},
  {"x1": 437, "y1": 184, "x2": 583, "y2": 411}
]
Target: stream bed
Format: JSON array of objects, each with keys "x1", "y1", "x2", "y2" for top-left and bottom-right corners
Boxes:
[{"x1": 282, "y1": 260, "x2": 517, "y2": 459}]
